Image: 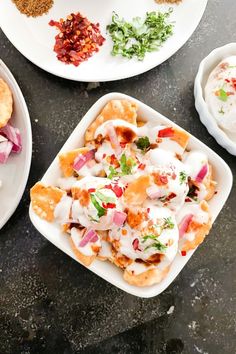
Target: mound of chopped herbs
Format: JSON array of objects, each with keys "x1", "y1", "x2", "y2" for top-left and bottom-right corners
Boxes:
[{"x1": 107, "y1": 9, "x2": 174, "y2": 60}]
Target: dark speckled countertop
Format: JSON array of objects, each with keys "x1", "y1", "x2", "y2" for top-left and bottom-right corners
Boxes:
[{"x1": 0, "y1": 0, "x2": 236, "y2": 353}]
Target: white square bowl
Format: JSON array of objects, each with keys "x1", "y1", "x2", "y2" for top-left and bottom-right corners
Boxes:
[{"x1": 29, "y1": 93, "x2": 233, "y2": 298}]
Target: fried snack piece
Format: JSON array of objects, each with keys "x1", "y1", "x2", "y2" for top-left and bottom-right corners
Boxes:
[
  {"x1": 70, "y1": 237, "x2": 96, "y2": 267},
  {"x1": 30, "y1": 182, "x2": 65, "y2": 222},
  {"x1": 59, "y1": 147, "x2": 89, "y2": 177},
  {"x1": 171, "y1": 128, "x2": 190, "y2": 149},
  {"x1": 0, "y1": 78, "x2": 13, "y2": 128},
  {"x1": 181, "y1": 200, "x2": 212, "y2": 252},
  {"x1": 203, "y1": 164, "x2": 217, "y2": 201},
  {"x1": 70, "y1": 228, "x2": 101, "y2": 266},
  {"x1": 124, "y1": 265, "x2": 170, "y2": 287},
  {"x1": 97, "y1": 231, "x2": 111, "y2": 261},
  {"x1": 124, "y1": 175, "x2": 151, "y2": 205},
  {"x1": 85, "y1": 99, "x2": 138, "y2": 142}
]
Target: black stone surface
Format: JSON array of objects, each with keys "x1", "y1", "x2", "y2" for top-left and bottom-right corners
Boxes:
[{"x1": 0, "y1": 0, "x2": 236, "y2": 353}]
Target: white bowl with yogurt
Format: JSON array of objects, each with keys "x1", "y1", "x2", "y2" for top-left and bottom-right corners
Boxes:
[{"x1": 194, "y1": 43, "x2": 236, "y2": 155}]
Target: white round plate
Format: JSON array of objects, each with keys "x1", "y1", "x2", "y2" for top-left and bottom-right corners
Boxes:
[
  {"x1": 0, "y1": 0, "x2": 208, "y2": 82},
  {"x1": 0, "y1": 60, "x2": 32, "y2": 230}
]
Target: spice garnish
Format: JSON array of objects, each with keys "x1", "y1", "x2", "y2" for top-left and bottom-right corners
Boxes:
[
  {"x1": 107, "y1": 10, "x2": 174, "y2": 60},
  {"x1": 49, "y1": 13, "x2": 105, "y2": 67},
  {"x1": 179, "y1": 171, "x2": 187, "y2": 184},
  {"x1": 163, "y1": 217, "x2": 175, "y2": 229},
  {"x1": 218, "y1": 107, "x2": 225, "y2": 114},
  {"x1": 12, "y1": 0, "x2": 53, "y2": 17}
]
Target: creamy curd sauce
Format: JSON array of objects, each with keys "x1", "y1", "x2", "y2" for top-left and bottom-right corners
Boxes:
[
  {"x1": 98, "y1": 240, "x2": 112, "y2": 259},
  {"x1": 109, "y1": 204, "x2": 178, "y2": 263},
  {"x1": 137, "y1": 122, "x2": 185, "y2": 156},
  {"x1": 176, "y1": 203, "x2": 209, "y2": 226},
  {"x1": 70, "y1": 176, "x2": 124, "y2": 230},
  {"x1": 205, "y1": 56, "x2": 236, "y2": 132},
  {"x1": 50, "y1": 117, "x2": 213, "y2": 277}
]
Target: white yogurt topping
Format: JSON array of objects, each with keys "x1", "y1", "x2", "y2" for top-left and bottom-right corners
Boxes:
[{"x1": 205, "y1": 56, "x2": 236, "y2": 132}]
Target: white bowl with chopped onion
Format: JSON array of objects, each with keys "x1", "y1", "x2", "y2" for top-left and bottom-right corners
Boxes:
[{"x1": 195, "y1": 43, "x2": 236, "y2": 155}]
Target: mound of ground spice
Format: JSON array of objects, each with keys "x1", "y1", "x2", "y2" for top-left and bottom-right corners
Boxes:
[
  {"x1": 12, "y1": 0, "x2": 53, "y2": 17},
  {"x1": 155, "y1": 0, "x2": 182, "y2": 4},
  {"x1": 49, "y1": 13, "x2": 105, "y2": 67}
]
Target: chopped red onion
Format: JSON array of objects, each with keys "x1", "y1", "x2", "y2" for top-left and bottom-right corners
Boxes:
[
  {"x1": 146, "y1": 185, "x2": 162, "y2": 199},
  {"x1": 79, "y1": 229, "x2": 98, "y2": 247},
  {"x1": 195, "y1": 164, "x2": 208, "y2": 183},
  {"x1": 73, "y1": 149, "x2": 95, "y2": 172},
  {"x1": 0, "y1": 124, "x2": 22, "y2": 153},
  {"x1": 178, "y1": 214, "x2": 194, "y2": 238},
  {"x1": 132, "y1": 238, "x2": 140, "y2": 251},
  {"x1": 0, "y1": 141, "x2": 13, "y2": 164},
  {"x1": 113, "y1": 211, "x2": 127, "y2": 226}
]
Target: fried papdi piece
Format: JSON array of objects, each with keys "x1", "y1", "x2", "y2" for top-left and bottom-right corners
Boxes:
[
  {"x1": 70, "y1": 237, "x2": 97, "y2": 267},
  {"x1": 181, "y1": 200, "x2": 212, "y2": 252},
  {"x1": 124, "y1": 265, "x2": 170, "y2": 287},
  {"x1": 171, "y1": 128, "x2": 190, "y2": 149},
  {"x1": 85, "y1": 99, "x2": 138, "y2": 142},
  {"x1": 59, "y1": 147, "x2": 89, "y2": 177},
  {"x1": 203, "y1": 164, "x2": 217, "y2": 201},
  {"x1": 30, "y1": 182, "x2": 65, "y2": 222},
  {"x1": 124, "y1": 175, "x2": 151, "y2": 205},
  {"x1": 0, "y1": 78, "x2": 13, "y2": 128}
]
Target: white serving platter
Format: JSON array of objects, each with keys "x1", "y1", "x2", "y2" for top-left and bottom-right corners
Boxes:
[
  {"x1": 0, "y1": 0, "x2": 207, "y2": 82},
  {"x1": 29, "y1": 93, "x2": 232, "y2": 297},
  {"x1": 0, "y1": 60, "x2": 32, "y2": 230}
]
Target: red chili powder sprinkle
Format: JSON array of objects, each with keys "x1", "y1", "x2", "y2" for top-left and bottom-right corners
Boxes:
[{"x1": 49, "y1": 13, "x2": 105, "y2": 67}]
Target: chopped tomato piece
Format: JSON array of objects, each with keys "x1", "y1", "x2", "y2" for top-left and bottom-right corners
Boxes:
[
  {"x1": 138, "y1": 163, "x2": 146, "y2": 170},
  {"x1": 112, "y1": 184, "x2": 123, "y2": 198},
  {"x1": 158, "y1": 127, "x2": 174, "y2": 138},
  {"x1": 102, "y1": 202, "x2": 116, "y2": 209}
]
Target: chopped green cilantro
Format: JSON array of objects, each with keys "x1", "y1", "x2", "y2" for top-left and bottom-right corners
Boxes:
[
  {"x1": 142, "y1": 235, "x2": 167, "y2": 252},
  {"x1": 108, "y1": 166, "x2": 120, "y2": 179},
  {"x1": 107, "y1": 10, "x2": 174, "y2": 61},
  {"x1": 90, "y1": 194, "x2": 106, "y2": 218},
  {"x1": 218, "y1": 88, "x2": 228, "y2": 102},
  {"x1": 179, "y1": 171, "x2": 187, "y2": 184},
  {"x1": 135, "y1": 136, "x2": 150, "y2": 152},
  {"x1": 95, "y1": 191, "x2": 116, "y2": 204},
  {"x1": 120, "y1": 153, "x2": 136, "y2": 175},
  {"x1": 163, "y1": 217, "x2": 175, "y2": 229},
  {"x1": 218, "y1": 107, "x2": 225, "y2": 114}
]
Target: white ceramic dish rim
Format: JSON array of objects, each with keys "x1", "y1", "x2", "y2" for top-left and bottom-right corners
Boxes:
[
  {"x1": 0, "y1": 59, "x2": 32, "y2": 230},
  {"x1": 194, "y1": 42, "x2": 236, "y2": 156},
  {"x1": 0, "y1": 0, "x2": 208, "y2": 82},
  {"x1": 29, "y1": 92, "x2": 232, "y2": 297}
]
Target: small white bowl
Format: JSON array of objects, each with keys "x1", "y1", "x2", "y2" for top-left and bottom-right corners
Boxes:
[
  {"x1": 29, "y1": 92, "x2": 232, "y2": 298},
  {"x1": 194, "y1": 43, "x2": 236, "y2": 156}
]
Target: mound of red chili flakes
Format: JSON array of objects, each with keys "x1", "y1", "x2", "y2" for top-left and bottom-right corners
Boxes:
[{"x1": 49, "y1": 13, "x2": 105, "y2": 67}]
